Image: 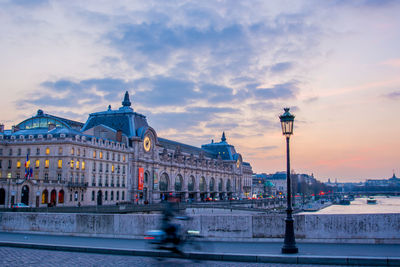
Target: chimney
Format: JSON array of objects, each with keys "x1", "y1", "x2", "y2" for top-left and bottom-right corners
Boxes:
[
  {"x1": 48, "y1": 122, "x2": 56, "y2": 131},
  {"x1": 116, "y1": 130, "x2": 122, "y2": 142},
  {"x1": 0, "y1": 124, "x2": 4, "y2": 133}
]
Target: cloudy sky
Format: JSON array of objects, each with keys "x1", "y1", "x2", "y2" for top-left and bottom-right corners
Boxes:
[{"x1": 1, "y1": 0, "x2": 399, "y2": 181}]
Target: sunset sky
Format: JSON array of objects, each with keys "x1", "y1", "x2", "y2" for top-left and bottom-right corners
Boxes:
[{"x1": 1, "y1": 0, "x2": 399, "y2": 182}]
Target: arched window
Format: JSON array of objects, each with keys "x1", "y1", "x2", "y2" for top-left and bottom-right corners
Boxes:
[
  {"x1": 50, "y1": 189, "x2": 56, "y2": 204},
  {"x1": 209, "y1": 178, "x2": 215, "y2": 192},
  {"x1": 41, "y1": 189, "x2": 48, "y2": 204},
  {"x1": 159, "y1": 173, "x2": 169, "y2": 192},
  {"x1": 144, "y1": 172, "x2": 149, "y2": 183},
  {"x1": 218, "y1": 179, "x2": 223, "y2": 191},
  {"x1": 175, "y1": 175, "x2": 183, "y2": 192},
  {"x1": 188, "y1": 176, "x2": 195, "y2": 192},
  {"x1": 0, "y1": 188, "x2": 5, "y2": 205},
  {"x1": 226, "y1": 179, "x2": 231, "y2": 192},
  {"x1": 58, "y1": 190, "x2": 64, "y2": 203},
  {"x1": 199, "y1": 177, "x2": 206, "y2": 192}
]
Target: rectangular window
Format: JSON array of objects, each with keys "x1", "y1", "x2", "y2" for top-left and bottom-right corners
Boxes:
[
  {"x1": 0, "y1": 160, "x2": 2, "y2": 168},
  {"x1": 58, "y1": 147, "x2": 63, "y2": 155},
  {"x1": 112, "y1": 165, "x2": 115, "y2": 173},
  {"x1": 34, "y1": 172, "x2": 38, "y2": 179},
  {"x1": 58, "y1": 159, "x2": 62, "y2": 169},
  {"x1": 35, "y1": 159, "x2": 40, "y2": 168},
  {"x1": 82, "y1": 161, "x2": 85, "y2": 170},
  {"x1": 17, "y1": 148, "x2": 21, "y2": 156},
  {"x1": 70, "y1": 160, "x2": 74, "y2": 169},
  {"x1": 71, "y1": 147, "x2": 74, "y2": 155},
  {"x1": 77, "y1": 149, "x2": 80, "y2": 156},
  {"x1": 0, "y1": 149, "x2": 2, "y2": 155},
  {"x1": 36, "y1": 148, "x2": 40, "y2": 155},
  {"x1": 8, "y1": 160, "x2": 12, "y2": 169},
  {"x1": 27, "y1": 148, "x2": 31, "y2": 155},
  {"x1": 106, "y1": 152, "x2": 109, "y2": 160},
  {"x1": 93, "y1": 162, "x2": 96, "y2": 171},
  {"x1": 123, "y1": 155, "x2": 125, "y2": 162},
  {"x1": 44, "y1": 173, "x2": 49, "y2": 180},
  {"x1": 16, "y1": 172, "x2": 20, "y2": 179},
  {"x1": 17, "y1": 161, "x2": 21, "y2": 168},
  {"x1": 93, "y1": 151, "x2": 96, "y2": 158},
  {"x1": 45, "y1": 159, "x2": 49, "y2": 168},
  {"x1": 7, "y1": 172, "x2": 12, "y2": 178},
  {"x1": 76, "y1": 161, "x2": 80, "y2": 169},
  {"x1": 57, "y1": 173, "x2": 62, "y2": 181},
  {"x1": 9, "y1": 149, "x2": 13, "y2": 156},
  {"x1": 46, "y1": 147, "x2": 50, "y2": 155},
  {"x1": 99, "y1": 152, "x2": 103, "y2": 159}
]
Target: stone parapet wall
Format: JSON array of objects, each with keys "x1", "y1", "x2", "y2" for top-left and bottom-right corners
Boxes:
[{"x1": 0, "y1": 212, "x2": 399, "y2": 244}]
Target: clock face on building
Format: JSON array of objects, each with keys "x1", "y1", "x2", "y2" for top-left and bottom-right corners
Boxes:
[
  {"x1": 236, "y1": 159, "x2": 240, "y2": 168},
  {"x1": 143, "y1": 136, "x2": 151, "y2": 152}
]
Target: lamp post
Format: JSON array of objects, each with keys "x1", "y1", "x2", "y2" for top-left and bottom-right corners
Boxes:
[{"x1": 279, "y1": 107, "x2": 298, "y2": 254}]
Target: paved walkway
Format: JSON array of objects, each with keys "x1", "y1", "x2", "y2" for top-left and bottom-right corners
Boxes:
[{"x1": 0, "y1": 232, "x2": 399, "y2": 266}]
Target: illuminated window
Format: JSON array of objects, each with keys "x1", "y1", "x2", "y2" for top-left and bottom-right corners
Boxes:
[
  {"x1": 99, "y1": 152, "x2": 103, "y2": 159},
  {"x1": 111, "y1": 165, "x2": 115, "y2": 173},
  {"x1": 123, "y1": 155, "x2": 125, "y2": 162},
  {"x1": 45, "y1": 147, "x2": 50, "y2": 155},
  {"x1": 93, "y1": 151, "x2": 96, "y2": 158},
  {"x1": 71, "y1": 147, "x2": 74, "y2": 155},
  {"x1": 76, "y1": 160, "x2": 80, "y2": 169},
  {"x1": 35, "y1": 159, "x2": 40, "y2": 168},
  {"x1": 45, "y1": 159, "x2": 49, "y2": 168},
  {"x1": 82, "y1": 161, "x2": 85, "y2": 170},
  {"x1": 7, "y1": 172, "x2": 11, "y2": 178},
  {"x1": 58, "y1": 159, "x2": 62, "y2": 169},
  {"x1": 17, "y1": 161, "x2": 21, "y2": 168},
  {"x1": 58, "y1": 147, "x2": 63, "y2": 154},
  {"x1": 70, "y1": 160, "x2": 74, "y2": 169}
]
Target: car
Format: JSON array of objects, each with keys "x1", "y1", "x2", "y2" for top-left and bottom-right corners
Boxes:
[{"x1": 11, "y1": 203, "x2": 30, "y2": 208}]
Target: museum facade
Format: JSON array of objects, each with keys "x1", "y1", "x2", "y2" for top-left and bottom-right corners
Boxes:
[{"x1": 0, "y1": 92, "x2": 252, "y2": 207}]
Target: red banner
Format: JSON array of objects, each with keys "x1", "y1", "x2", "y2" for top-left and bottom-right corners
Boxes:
[{"x1": 138, "y1": 167, "x2": 144, "y2": 190}]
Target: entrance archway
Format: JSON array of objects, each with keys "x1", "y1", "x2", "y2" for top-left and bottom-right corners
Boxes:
[
  {"x1": 97, "y1": 190, "x2": 103, "y2": 205},
  {"x1": 21, "y1": 185, "x2": 29, "y2": 205},
  {"x1": 0, "y1": 188, "x2": 5, "y2": 205},
  {"x1": 50, "y1": 190, "x2": 57, "y2": 206}
]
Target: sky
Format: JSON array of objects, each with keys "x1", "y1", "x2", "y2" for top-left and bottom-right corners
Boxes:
[{"x1": 1, "y1": 0, "x2": 399, "y2": 182}]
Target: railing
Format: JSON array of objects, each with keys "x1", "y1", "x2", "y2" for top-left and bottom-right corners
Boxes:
[{"x1": 67, "y1": 182, "x2": 88, "y2": 188}]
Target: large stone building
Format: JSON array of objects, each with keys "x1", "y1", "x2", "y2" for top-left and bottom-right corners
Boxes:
[{"x1": 0, "y1": 92, "x2": 252, "y2": 207}]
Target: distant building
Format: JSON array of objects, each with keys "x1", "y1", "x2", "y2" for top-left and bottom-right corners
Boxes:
[{"x1": 0, "y1": 92, "x2": 252, "y2": 207}]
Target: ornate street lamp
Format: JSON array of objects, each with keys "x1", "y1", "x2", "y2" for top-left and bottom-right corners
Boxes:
[{"x1": 279, "y1": 107, "x2": 298, "y2": 254}]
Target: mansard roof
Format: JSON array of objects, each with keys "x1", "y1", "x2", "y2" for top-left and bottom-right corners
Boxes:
[
  {"x1": 201, "y1": 132, "x2": 238, "y2": 160},
  {"x1": 158, "y1": 138, "x2": 217, "y2": 158},
  {"x1": 81, "y1": 91, "x2": 148, "y2": 138}
]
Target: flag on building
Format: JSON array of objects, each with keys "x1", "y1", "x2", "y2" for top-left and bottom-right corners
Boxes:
[{"x1": 25, "y1": 154, "x2": 30, "y2": 179}]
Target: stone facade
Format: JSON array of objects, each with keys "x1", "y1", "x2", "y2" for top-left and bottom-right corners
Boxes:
[{"x1": 0, "y1": 92, "x2": 252, "y2": 207}]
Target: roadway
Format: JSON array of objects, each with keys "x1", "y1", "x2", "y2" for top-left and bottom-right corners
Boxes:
[{"x1": 0, "y1": 232, "x2": 399, "y2": 266}]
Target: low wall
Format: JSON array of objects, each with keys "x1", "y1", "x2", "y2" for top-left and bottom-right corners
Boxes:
[{"x1": 0, "y1": 212, "x2": 399, "y2": 244}]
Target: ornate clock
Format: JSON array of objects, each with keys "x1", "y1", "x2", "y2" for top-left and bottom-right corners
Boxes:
[{"x1": 143, "y1": 136, "x2": 151, "y2": 152}]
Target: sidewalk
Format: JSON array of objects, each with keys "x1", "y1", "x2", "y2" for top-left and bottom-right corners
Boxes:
[{"x1": 0, "y1": 232, "x2": 399, "y2": 266}]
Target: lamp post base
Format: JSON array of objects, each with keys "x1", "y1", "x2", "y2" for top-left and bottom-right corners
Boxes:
[{"x1": 282, "y1": 246, "x2": 298, "y2": 254}]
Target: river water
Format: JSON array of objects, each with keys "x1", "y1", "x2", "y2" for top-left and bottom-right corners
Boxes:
[{"x1": 307, "y1": 196, "x2": 400, "y2": 214}]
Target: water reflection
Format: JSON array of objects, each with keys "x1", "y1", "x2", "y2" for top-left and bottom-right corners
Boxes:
[{"x1": 302, "y1": 196, "x2": 400, "y2": 214}]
